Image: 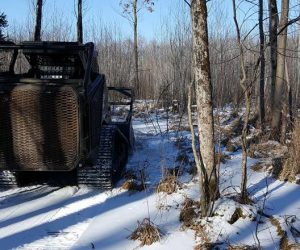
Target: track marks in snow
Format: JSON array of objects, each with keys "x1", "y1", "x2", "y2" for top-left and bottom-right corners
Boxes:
[{"x1": 0, "y1": 186, "x2": 114, "y2": 249}]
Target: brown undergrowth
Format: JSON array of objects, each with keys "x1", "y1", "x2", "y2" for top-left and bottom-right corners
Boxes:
[
  {"x1": 122, "y1": 170, "x2": 146, "y2": 192},
  {"x1": 280, "y1": 119, "x2": 300, "y2": 182},
  {"x1": 130, "y1": 218, "x2": 161, "y2": 246},
  {"x1": 179, "y1": 198, "x2": 200, "y2": 228},
  {"x1": 156, "y1": 168, "x2": 181, "y2": 194}
]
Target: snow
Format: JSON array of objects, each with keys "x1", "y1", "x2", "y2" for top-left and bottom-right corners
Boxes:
[{"x1": 0, "y1": 112, "x2": 299, "y2": 249}]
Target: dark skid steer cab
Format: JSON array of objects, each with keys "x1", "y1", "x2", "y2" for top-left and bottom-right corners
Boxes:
[{"x1": 0, "y1": 41, "x2": 134, "y2": 189}]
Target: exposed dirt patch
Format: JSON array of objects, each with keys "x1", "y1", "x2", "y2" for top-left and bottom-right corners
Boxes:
[{"x1": 228, "y1": 207, "x2": 245, "y2": 224}]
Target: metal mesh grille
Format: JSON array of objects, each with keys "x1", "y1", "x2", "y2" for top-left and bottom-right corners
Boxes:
[
  {"x1": 0, "y1": 85, "x2": 79, "y2": 171},
  {"x1": 26, "y1": 54, "x2": 83, "y2": 79}
]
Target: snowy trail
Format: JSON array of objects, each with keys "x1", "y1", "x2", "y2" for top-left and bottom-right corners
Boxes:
[
  {"x1": 0, "y1": 115, "x2": 299, "y2": 250},
  {"x1": 0, "y1": 186, "x2": 117, "y2": 250},
  {"x1": 0, "y1": 117, "x2": 193, "y2": 250}
]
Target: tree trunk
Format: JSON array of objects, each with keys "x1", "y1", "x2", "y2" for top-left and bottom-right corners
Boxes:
[
  {"x1": 258, "y1": 0, "x2": 265, "y2": 131},
  {"x1": 188, "y1": 83, "x2": 207, "y2": 204},
  {"x1": 271, "y1": 0, "x2": 289, "y2": 140},
  {"x1": 133, "y1": 0, "x2": 139, "y2": 96},
  {"x1": 34, "y1": 0, "x2": 43, "y2": 41},
  {"x1": 232, "y1": 0, "x2": 251, "y2": 203},
  {"x1": 285, "y1": 59, "x2": 293, "y2": 127},
  {"x1": 296, "y1": 24, "x2": 300, "y2": 106},
  {"x1": 77, "y1": 0, "x2": 83, "y2": 43},
  {"x1": 191, "y1": 0, "x2": 219, "y2": 217},
  {"x1": 269, "y1": 0, "x2": 278, "y2": 114}
]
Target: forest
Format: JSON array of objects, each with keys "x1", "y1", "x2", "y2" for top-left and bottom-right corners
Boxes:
[{"x1": 0, "y1": 0, "x2": 300, "y2": 249}]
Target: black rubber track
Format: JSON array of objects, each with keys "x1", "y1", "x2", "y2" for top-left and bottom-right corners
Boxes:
[
  {"x1": 0, "y1": 170, "x2": 18, "y2": 189},
  {"x1": 77, "y1": 125, "x2": 128, "y2": 190}
]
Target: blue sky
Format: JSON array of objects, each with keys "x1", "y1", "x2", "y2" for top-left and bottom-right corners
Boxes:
[
  {"x1": 1, "y1": 0, "x2": 190, "y2": 40},
  {"x1": 4, "y1": 0, "x2": 297, "y2": 42}
]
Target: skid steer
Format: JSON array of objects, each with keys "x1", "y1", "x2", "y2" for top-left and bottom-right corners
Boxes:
[{"x1": 0, "y1": 41, "x2": 134, "y2": 189}]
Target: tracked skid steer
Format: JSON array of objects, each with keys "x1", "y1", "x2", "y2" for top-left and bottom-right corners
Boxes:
[{"x1": 0, "y1": 41, "x2": 134, "y2": 189}]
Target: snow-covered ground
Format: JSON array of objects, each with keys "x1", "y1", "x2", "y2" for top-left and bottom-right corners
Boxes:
[{"x1": 0, "y1": 110, "x2": 299, "y2": 250}]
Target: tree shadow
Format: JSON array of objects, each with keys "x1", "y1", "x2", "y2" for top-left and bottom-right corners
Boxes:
[
  {"x1": 248, "y1": 175, "x2": 286, "y2": 200},
  {"x1": 0, "y1": 185, "x2": 60, "y2": 209},
  {"x1": 212, "y1": 181, "x2": 300, "y2": 248},
  {"x1": 0, "y1": 189, "x2": 149, "y2": 249},
  {"x1": 0, "y1": 187, "x2": 97, "y2": 229}
]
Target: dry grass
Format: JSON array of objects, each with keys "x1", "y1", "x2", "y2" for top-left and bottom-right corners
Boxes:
[
  {"x1": 156, "y1": 175, "x2": 179, "y2": 194},
  {"x1": 122, "y1": 169, "x2": 145, "y2": 192},
  {"x1": 270, "y1": 217, "x2": 290, "y2": 250},
  {"x1": 122, "y1": 180, "x2": 145, "y2": 192},
  {"x1": 280, "y1": 119, "x2": 300, "y2": 182},
  {"x1": 194, "y1": 242, "x2": 222, "y2": 250},
  {"x1": 228, "y1": 245, "x2": 259, "y2": 250},
  {"x1": 192, "y1": 224, "x2": 211, "y2": 249},
  {"x1": 226, "y1": 140, "x2": 239, "y2": 152},
  {"x1": 248, "y1": 141, "x2": 287, "y2": 159},
  {"x1": 156, "y1": 168, "x2": 181, "y2": 194},
  {"x1": 169, "y1": 124, "x2": 191, "y2": 132},
  {"x1": 165, "y1": 166, "x2": 181, "y2": 177},
  {"x1": 268, "y1": 217, "x2": 300, "y2": 249},
  {"x1": 250, "y1": 162, "x2": 267, "y2": 172},
  {"x1": 179, "y1": 198, "x2": 200, "y2": 228},
  {"x1": 130, "y1": 218, "x2": 161, "y2": 246}
]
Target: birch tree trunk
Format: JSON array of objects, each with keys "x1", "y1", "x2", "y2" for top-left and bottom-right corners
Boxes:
[
  {"x1": 77, "y1": 0, "x2": 83, "y2": 43},
  {"x1": 34, "y1": 0, "x2": 43, "y2": 41},
  {"x1": 271, "y1": 0, "x2": 289, "y2": 140},
  {"x1": 191, "y1": 0, "x2": 219, "y2": 217}
]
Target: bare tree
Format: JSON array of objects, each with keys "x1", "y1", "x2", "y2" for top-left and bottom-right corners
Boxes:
[
  {"x1": 258, "y1": 0, "x2": 265, "y2": 130},
  {"x1": 119, "y1": 0, "x2": 155, "y2": 96},
  {"x1": 77, "y1": 0, "x2": 83, "y2": 43},
  {"x1": 232, "y1": 0, "x2": 251, "y2": 203},
  {"x1": 271, "y1": 0, "x2": 289, "y2": 141},
  {"x1": 0, "y1": 12, "x2": 8, "y2": 41},
  {"x1": 269, "y1": 0, "x2": 278, "y2": 113},
  {"x1": 34, "y1": 0, "x2": 43, "y2": 41},
  {"x1": 190, "y1": 0, "x2": 219, "y2": 217},
  {"x1": 297, "y1": 16, "x2": 300, "y2": 106}
]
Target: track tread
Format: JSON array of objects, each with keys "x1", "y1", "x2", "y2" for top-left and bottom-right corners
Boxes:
[
  {"x1": 0, "y1": 170, "x2": 18, "y2": 188},
  {"x1": 77, "y1": 125, "x2": 117, "y2": 190}
]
